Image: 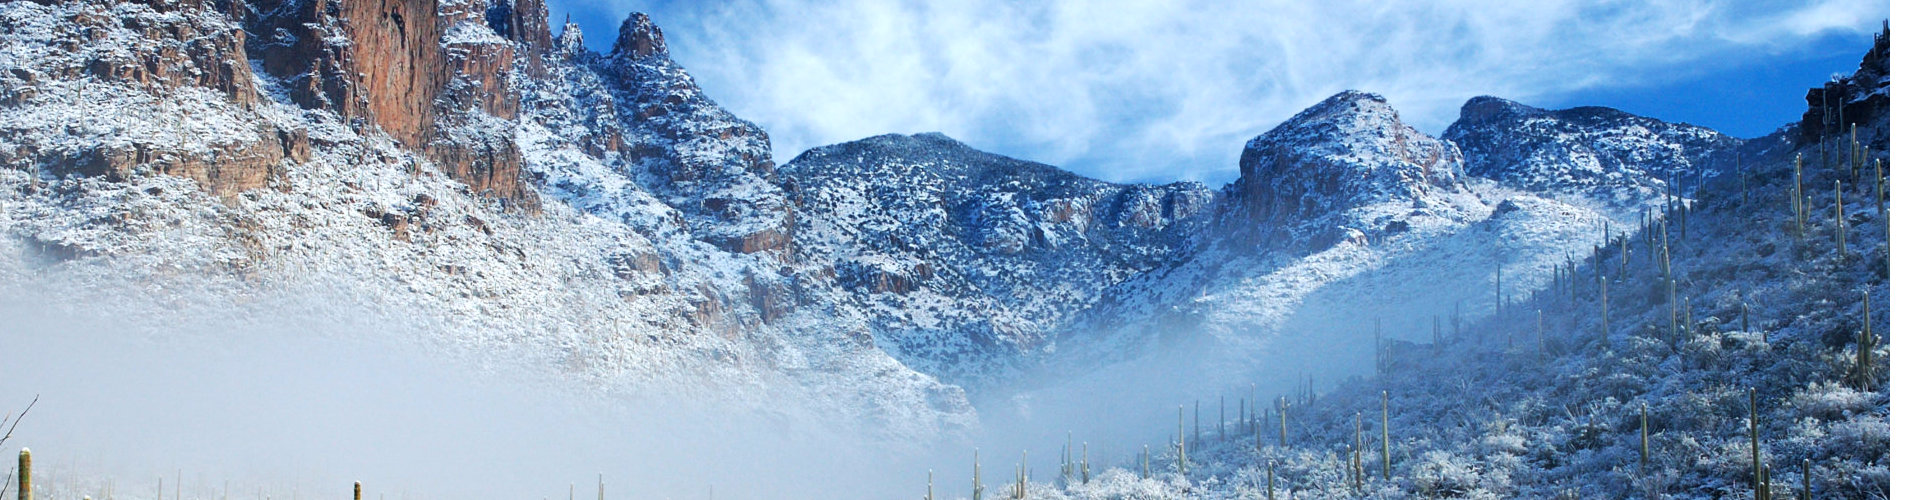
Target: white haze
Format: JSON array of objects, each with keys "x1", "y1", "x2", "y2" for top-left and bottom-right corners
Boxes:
[
  {"x1": 0, "y1": 277, "x2": 1307, "y2": 500},
  {"x1": 564, "y1": 0, "x2": 1884, "y2": 184},
  {"x1": 0, "y1": 288, "x2": 941, "y2": 500}
]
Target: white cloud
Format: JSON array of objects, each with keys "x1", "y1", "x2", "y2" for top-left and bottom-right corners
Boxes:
[{"x1": 586, "y1": 0, "x2": 1886, "y2": 184}]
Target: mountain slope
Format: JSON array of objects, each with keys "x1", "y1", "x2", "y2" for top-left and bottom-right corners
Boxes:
[
  {"x1": 1443, "y1": 95, "x2": 1742, "y2": 211},
  {"x1": 985, "y1": 22, "x2": 1890, "y2": 500}
]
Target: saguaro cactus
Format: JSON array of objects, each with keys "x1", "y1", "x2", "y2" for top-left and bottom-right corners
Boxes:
[
  {"x1": 1639, "y1": 404, "x2": 1650, "y2": 474},
  {"x1": 1855, "y1": 291, "x2": 1875, "y2": 389},
  {"x1": 1600, "y1": 278, "x2": 1610, "y2": 343},
  {"x1": 1794, "y1": 154, "x2": 1807, "y2": 238},
  {"x1": 1279, "y1": 397, "x2": 1290, "y2": 448},
  {"x1": 1381, "y1": 391, "x2": 1391, "y2": 481},
  {"x1": 1177, "y1": 406, "x2": 1187, "y2": 474},
  {"x1": 354, "y1": 481, "x2": 362, "y2": 500},
  {"x1": 1750, "y1": 388, "x2": 1763, "y2": 500},
  {"x1": 1265, "y1": 460, "x2": 1276, "y2": 500},
  {"x1": 1875, "y1": 159, "x2": 1885, "y2": 217},
  {"x1": 16, "y1": 448, "x2": 27, "y2": 500},
  {"x1": 1352, "y1": 412, "x2": 1364, "y2": 486},
  {"x1": 1835, "y1": 180, "x2": 1847, "y2": 255},
  {"x1": 973, "y1": 449, "x2": 982, "y2": 500},
  {"x1": 1081, "y1": 443, "x2": 1090, "y2": 484}
]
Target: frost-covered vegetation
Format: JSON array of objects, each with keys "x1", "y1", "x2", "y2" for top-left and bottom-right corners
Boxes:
[{"x1": 960, "y1": 50, "x2": 1892, "y2": 500}]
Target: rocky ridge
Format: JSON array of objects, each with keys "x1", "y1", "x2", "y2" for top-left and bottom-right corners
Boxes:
[{"x1": 0, "y1": 0, "x2": 1826, "y2": 440}]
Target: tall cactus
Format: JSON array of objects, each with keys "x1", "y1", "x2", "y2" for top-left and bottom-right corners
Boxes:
[
  {"x1": 1856, "y1": 291, "x2": 1875, "y2": 389},
  {"x1": 1081, "y1": 443, "x2": 1089, "y2": 484},
  {"x1": 1750, "y1": 388, "x2": 1763, "y2": 500},
  {"x1": 16, "y1": 448, "x2": 27, "y2": 500},
  {"x1": 354, "y1": 481, "x2": 362, "y2": 500},
  {"x1": 1536, "y1": 309, "x2": 1545, "y2": 355},
  {"x1": 1600, "y1": 278, "x2": 1610, "y2": 343},
  {"x1": 1279, "y1": 397, "x2": 1290, "y2": 448},
  {"x1": 1353, "y1": 413, "x2": 1364, "y2": 486},
  {"x1": 1835, "y1": 180, "x2": 1847, "y2": 255},
  {"x1": 973, "y1": 449, "x2": 982, "y2": 500},
  {"x1": 1851, "y1": 124, "x2": 1861, "y2": 183},
  {"x1": 1794, "y1": 154, "x2": 1807, "y2": 238},
  {"x1": 1265, "y1": 460, "x2": 1276, "y2": 500},
  {"x1": 1177, "y1": 406, "x2": 1187, "y2": 474},
  {"x1": 1639, "y1": 404, "x2": 1649, "y2": 474},
  {"x1": 1874, "y1": 159, "x2": 1885, "y2": 217},
  {"x1": 1381, "y1": 391, "x2": 1391, "y2": 481}
]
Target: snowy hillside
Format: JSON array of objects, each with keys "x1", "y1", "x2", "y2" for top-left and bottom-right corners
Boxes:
[
  {"x1": 0, "y1": 5, "x2": 1890, "y2": 495},
  {"x1": 953, "y1": 23, "x2": 1890, "y2": 500}
]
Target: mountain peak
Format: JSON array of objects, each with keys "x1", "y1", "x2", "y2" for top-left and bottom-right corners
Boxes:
[
  {"x1": 1233, "y1": 91, "x2": 1465, "y2": 244},
  {"x1": 556, "y1": 21, "x2": 586, "y2": 57},
  {"x1": 614, "y1": 13, "x2": 669, "y2": 59},
  {"x1": 1456, "y1": 95, "x2": 1543, "y2": 126},
  {"x1": 1441, "y1": 96, "x2": 1738, "y2": 206}
]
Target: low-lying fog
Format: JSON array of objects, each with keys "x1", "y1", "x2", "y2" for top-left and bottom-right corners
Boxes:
[{"x1": 0, "y1": 282, "x2": 1384, "y2": 500}]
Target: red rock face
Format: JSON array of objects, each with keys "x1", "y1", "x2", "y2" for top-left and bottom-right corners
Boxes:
[
  {"x1": 249, "y1": 0, "x2": 443, "y2": 149},
  {"x1": 243, "y1": 0, "x2": 545, "y2": 202}
]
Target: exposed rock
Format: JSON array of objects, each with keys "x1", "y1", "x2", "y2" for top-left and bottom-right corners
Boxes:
[
  {"x1": 248, "y1": 0, "x2": 443, "y2": 149},
  {"x1": 779, "y1": 132, "x2": 1214, "y2": 383},
  {"x1": 1798, "y1": 22, "x2": 1889, "y2": 148},
  {"x1": 1233, "y1": 91, "x2": 1465, "y2": 245},
  {"x1": 613, "y1": 13, "x2": 668, "y2": 60},
  {"x1": 1442, "y1": 95, "x2": 1739, "y2": 208}
]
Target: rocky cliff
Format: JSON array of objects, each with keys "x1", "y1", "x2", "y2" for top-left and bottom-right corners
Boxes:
[{"x1": 1230, "y1": 91, "x2": 1470, "y2": 251}]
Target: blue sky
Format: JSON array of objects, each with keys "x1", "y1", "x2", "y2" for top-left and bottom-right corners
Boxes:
[{"x1": 544, "y1": 0, "x2": 1887, "y2": 186}]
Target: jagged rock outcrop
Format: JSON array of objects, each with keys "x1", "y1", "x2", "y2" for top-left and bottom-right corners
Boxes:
[
  {"x1": 1799, "y1": 22, "x2": 1889, "y2": 149},
  {"x1": 1230, "y1": 91, "x2": 1467, "y2": 249},
  {"x1": 527, "y1": 13, "x2": 791, "y2": 255},
  {"x1": 1442, "y1": 96, "x2": 1740, "y2": 208},
  {"x1": 247, "y1": 0, "x2": 442, "y2": 149}
]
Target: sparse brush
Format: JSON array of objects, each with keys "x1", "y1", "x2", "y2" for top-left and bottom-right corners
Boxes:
[{"x1": 1802, "y1": 459, "x2": 1812, "y2": 500}]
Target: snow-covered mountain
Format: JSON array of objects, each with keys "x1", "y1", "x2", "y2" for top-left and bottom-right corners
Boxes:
[
  {"x1": 1443, "y1": 96, "x2": 1741, "y2": 209},
  {"x1": 0, "y1": 0, "x2": 1862, "y2": 455},
  {"x1": 779, "y1": 132, "x2": 1213, "y2": 383},
  {"x1": 1018, "y1": 25, "x2": 1890, "y2": 499}
]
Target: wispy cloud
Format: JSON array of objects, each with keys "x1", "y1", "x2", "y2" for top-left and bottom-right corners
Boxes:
[{"x1": 554, "y1": 0, "x2": 1885, "y2": 185}]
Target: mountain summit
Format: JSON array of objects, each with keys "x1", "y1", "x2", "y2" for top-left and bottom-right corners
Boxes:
[{"x1": 1232, "y1": 91, "x2": 1468, "y2": 249}]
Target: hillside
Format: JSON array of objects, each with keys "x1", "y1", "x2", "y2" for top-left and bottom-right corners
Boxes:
[{"x1": 977, "y1": 23, "x2": 1890, "y2": 500}]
